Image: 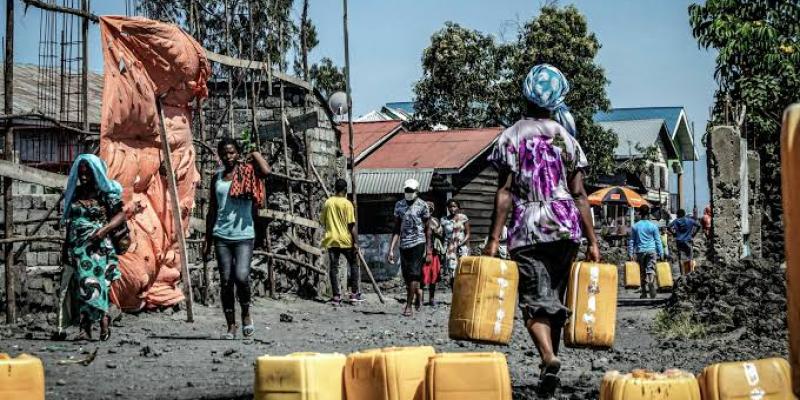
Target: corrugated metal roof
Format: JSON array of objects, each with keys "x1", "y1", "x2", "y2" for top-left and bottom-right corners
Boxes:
[
  {"x1": 594, "y1": 107, "x2": 684, "y2": 136},
  {"x1": 384, "y1": 101, "x2": 416, "y2": 115},
  {"x1": 349, "y1": 168, "x2": 434, "y2": 194},
  {"x1": 339, "y1": 120, "x2": 405, "y2": 163},
  {"x1": 597, "y1": 119, "x2": 679, "y2": 160},
  {"x1": 0, "y1": 63, "x2": 104, "y2": 125},
  {"x1": 354, "y1": 110, "x2": 395, "y2": 122},
  {"x1": 357, "y1": 128, "x2": 502, "y2": 172},
  {"x1": 593, "y1": 106, "x2": 698, "y2": 161}
]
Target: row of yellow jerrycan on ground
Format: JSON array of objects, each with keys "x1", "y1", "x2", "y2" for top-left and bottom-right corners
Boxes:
[
  {"x1": 623, "y1": 260, "x2": 696, "y2": 289},
  {"x1": 3, "y1": 351, "x2": 796, "y2": 400},
  {"x1": 601, "y1": 357, "x2": 797, "y2": 400},
  {"x1": 255, "y1": 347, "x2": 512, "y2": 400},
  {"x1": 449, "y1": 256, "x2": 619, "y2": 348}
]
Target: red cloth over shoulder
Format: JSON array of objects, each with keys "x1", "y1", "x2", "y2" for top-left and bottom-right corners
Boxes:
[{"x1": 229, "y1": 163, "x2": 265, "y2": 208}]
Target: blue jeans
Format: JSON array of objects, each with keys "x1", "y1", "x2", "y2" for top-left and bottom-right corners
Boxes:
[{"x1": 214, "y1": 238, "x2": 254, "y2": 313}]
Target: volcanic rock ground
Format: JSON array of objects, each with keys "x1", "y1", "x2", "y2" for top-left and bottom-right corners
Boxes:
[{"x1": 0, "y1": 280, "x2": 788, "y2": 400}]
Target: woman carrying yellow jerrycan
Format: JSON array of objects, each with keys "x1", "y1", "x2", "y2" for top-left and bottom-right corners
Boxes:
[{"x1": 483, "y1": 64, "x2": 600, "y2": 396}]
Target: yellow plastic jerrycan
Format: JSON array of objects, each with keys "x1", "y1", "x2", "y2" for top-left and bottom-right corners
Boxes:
[
  {"x1": 254, "y1": 352, "x2": 346, "y2": 400},
  {"x1": 448, "y1": 256, "x2": 519, "y2": 345},
  {"x1": 426, "y1": 352, "x2": 511, "y2": 400},
  {"x1": 600, "y1": 369, "x2": 701, "y2": 400},
  {"x1": 345, "y1": 346, "x2": 435, "y2": 400},
  {"x1": 780, "y1": 103, "x2": 800, "y2": 397},
  {"x1": 699, "y1": 357, "x2": 795, "y2": 400},
  {"x1": 0, "y1": 353, "x2": 45, "y2": 400}
]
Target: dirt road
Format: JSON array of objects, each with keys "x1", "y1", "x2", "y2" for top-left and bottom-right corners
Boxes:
[{"x1": 0, "y1": 286, "x2": 787, "y2": 400}]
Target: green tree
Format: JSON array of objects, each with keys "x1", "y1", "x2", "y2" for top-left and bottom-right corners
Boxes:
[
  {"x1": 412, "y1": 6, "x2": 619, "y2": 178},
  {"x1": 139, "y1": 0, "x2": 297, "y2": 71},
  {"x1": 309, "y1": 57, "x2": 346, "y2": 99},
  {"x1": 504, "y1": 5, "x2": 617, "y2": 177},
  {"x1": 689, "y1": 1, "x2": 800, "y2": 257},
  {"x1": 413, "y1": 22, "x2": 506, "y2": 129}
]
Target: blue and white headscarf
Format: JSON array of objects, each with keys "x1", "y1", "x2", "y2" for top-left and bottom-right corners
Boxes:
[
  {"x1": 61, "y1": 154, "x2": 123, "y2": 224},
  {"x1": 522, "y1": 64, "x2": 577, "y2": 137}
]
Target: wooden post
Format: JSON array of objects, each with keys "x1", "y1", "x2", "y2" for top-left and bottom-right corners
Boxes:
[
  {"x1": 81, "y1": 0, "x2": 89, "y2": 133},
  {"x1": 224, "y1": 0, "x2": 233, "y2": 137},
  {"x1": 341, "y1": 0, "x2": 384, "y2": 303},
  {"x1": 342, "y1": 0, "x2": 357, "y2": 214},
  {"x1": 266, "y1": 224, "x2": 275, "y2": 299},
  {"x1": 300, "y1": 0, "x2": 310, "y2": 81},
  {"x1": 781, "y1": 104, "x2": 800, "y2": 396},
  {"x1": 156, "y1": 98, "x2": 194, "y2": 322},
  {"x1": 4, "y1": 0, "x2": 15, "y2": 324}
]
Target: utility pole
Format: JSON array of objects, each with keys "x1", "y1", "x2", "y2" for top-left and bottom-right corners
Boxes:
[
  {"x1": 692, "y1": 121, "x2": 698, "y2": 216},
  {"x1": 4, "y1": 0, "x2": 15, "y2": 324},
  {"x1": 343, "y1": 0, "x2": 356, "y2": 212}
]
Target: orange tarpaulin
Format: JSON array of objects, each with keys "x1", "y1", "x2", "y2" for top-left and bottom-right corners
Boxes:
[{"x1": 99, "y1": 16, "x2": 209, "y2": 311}]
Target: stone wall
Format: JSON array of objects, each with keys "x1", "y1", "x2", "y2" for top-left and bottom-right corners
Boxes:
[
  {"x1": 0, "y1": 193, "x2": 62, "y2": 312},
  {"x1": 201, "y1": 81, "x2": 343, "y2": 298}
]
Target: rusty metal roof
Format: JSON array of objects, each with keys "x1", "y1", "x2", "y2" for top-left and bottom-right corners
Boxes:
[
  {"x1": 339, "y1": 120, "x2": 405, "y2": 163},
  {"x1": 0, "y1": 63, "x2": 103, "y2": 124},
  {"x1": 357, "y1": 127, "x2": 502, "y2": 173},
  {"x1": 348, "y1": 168, "x2": 434, "y2": 195}
]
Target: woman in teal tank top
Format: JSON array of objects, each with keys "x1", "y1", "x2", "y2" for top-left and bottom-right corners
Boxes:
[{"x1": 203, "y1": 138, "x2": 270, "y2": 339}]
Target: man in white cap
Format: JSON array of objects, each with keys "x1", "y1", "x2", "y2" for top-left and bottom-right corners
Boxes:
[{"x1": 388, "y1": 178, "x2": 432, "y2": 317}]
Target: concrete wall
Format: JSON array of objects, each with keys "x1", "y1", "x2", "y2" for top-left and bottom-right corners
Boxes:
[
  {"x1": 707, "y1": 126, "x2": 763, "y2": 263},
  {"x1": 708, "y1": 126, "x2": 742, "y2": 263}
]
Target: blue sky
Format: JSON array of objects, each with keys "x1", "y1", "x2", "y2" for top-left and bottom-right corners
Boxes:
[{"x1": 4, "y1": 0, "x2": 715, "y2": 210}]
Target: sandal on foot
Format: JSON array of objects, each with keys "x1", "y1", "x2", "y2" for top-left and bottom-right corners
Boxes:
[
  {"x1": 402, "y1": 308, "x2": 413, "y2": 317},
  {"x1": 100, "y1": 316, "x2": 111, "y2": 342},
  {"x1": 242, "y1": 324, "x2": 255, "y2": 338},
  {"x1": 537, "y1": 357, "x2": 562, "y2": 396},
  {"x1": 100, "y1": 327, "x2": 111, "y2": 342},
  {"x1": 221, "y1": 332, "x2": 235, "y2": 340}
]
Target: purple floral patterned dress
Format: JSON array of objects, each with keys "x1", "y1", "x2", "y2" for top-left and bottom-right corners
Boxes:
[{"x1": 488, "y1": 118, "x2": 588, "y2": 250}]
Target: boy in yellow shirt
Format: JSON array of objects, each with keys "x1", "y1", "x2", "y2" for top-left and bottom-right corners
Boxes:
[{"x1": 322, "y1": 179, "x2": 363, "y2": 303}]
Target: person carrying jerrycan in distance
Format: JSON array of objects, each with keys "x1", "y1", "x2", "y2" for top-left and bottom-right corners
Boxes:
[
  {"x1": 668, "y1": 208, "x2": 700, "y2": 267},
  {"x1": 483, "y1": 64, "x2": 600, "y2": 396},
  {"x1": 629, "y1": 205, "x2": 664, "y2": 299}
]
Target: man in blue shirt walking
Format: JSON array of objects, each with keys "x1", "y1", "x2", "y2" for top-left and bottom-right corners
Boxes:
[
  {"x1": 629, "y1": 205, "x2": 664, "y2": 299},
  {"x1": 668, "y1": 209, "x2": 701, "y2": 268}
]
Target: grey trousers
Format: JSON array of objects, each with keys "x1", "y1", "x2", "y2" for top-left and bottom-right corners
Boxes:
[{"x1": 328, "y1": 247, "x2": 360, "y2": 297}]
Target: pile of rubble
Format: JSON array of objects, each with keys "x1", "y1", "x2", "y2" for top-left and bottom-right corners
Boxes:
[{"x1": 669, "y1": 257, "x2": 786, "y2": 341}]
